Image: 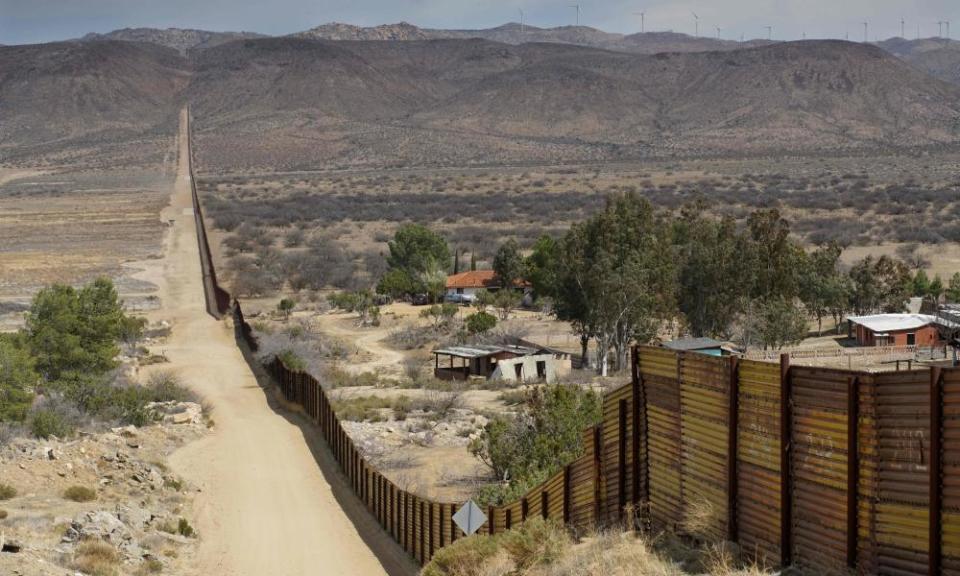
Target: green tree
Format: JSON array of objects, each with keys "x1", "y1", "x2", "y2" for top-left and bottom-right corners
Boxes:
[
  {"x1": 465, "y1": 311, "x2": 497, "y2": 335},
  {"x1": 26, "y1": 278, "x2": 127, "y2": 382},
  {"x1": 753, "y1": 297, "x2": 809, "y2": 350},
  {"x1": 277, "y1": 298, "x2": 296, "y2": 320},
  {"x1": 673, "y1": 207, "x2": 749, "y2": 338},
  {"x1": 947, "y1": 273, "x2": 960, "y2": 303},
  {"x1": 327, "y1": 290, "x2": 377, "y2": 325},
  {"x1": 913, "y1": 269, "x2": 931, "y2": 297},
  {"x1": 493, "y1": 239, "x2": 524, "y2": 288},
  {"x1": 376, "y1": 268, "x2": 416, "y2": 299},
  {"x1": 743, "y1": 209, "x2": 807, "y2": 301},
  {"x1": 420, "y1": 303, "x2": 459, "y2": 328},
  {"x1": 385, "y1": 224, "x2": 450, "y2": 285},
  {"x1": 800, "y1": 243, "x2": 845, "y2": 336},
  {"x1": 470, "y1": 250, "x2": 477, "y2": 271},
  {"x1": 525, "y1": 235, "x2": 559, "y2": 299},
  {"x1": 849, "y1": 255, "x2": 912, "y2": 314},
  {"x1": 0, "y1": 334, "x2": 37, "y2": 422},
  {"x1": 930, "y1": 274, "x2": 945, "y2": 302},
  {"x1": 555, "y1": 194, "x2": 675, "y2": 375}
]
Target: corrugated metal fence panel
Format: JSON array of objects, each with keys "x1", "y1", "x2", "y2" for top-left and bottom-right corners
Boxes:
[
  {"x1": 871, "y1": 370, "x2": 931, "y2": 575},
  {"x1": 679, "y1": 353, "x2": 730, "y2": 542},
  {"x1": 640, "y1": 346, "x2": 683, "y2": 530},
  {"x1": 943, "y1": 369, "x2": 960, "y2": 575},
  {"x1": 568, "y1": 438, "x2": 596, "y2": 529},
  {"x1": 602, "y1": 383, "x2": 633, "y2": 525},
  {"x1": 790, "y1": 367, "x2": 851, "y2": 575},
  {"x1": 737, "y1": 359, "x2": 782, "y2": 562}
]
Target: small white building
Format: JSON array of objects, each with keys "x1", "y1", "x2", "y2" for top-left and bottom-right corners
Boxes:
[{"x1": 444, "y1": 270, "x2": 499, "y2": 300}]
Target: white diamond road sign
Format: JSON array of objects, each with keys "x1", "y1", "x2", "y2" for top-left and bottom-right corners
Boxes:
[{"x1": 452, "y1": 500, "x2": 487, "y2": 536}]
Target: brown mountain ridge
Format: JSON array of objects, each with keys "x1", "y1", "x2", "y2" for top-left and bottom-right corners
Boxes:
[{"x1": 3, "y1": 35, "x2": 960, "y2": 171}]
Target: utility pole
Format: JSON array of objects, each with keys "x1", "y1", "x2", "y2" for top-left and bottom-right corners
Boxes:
[
  {"x1": 939, "y1": 21, "x2": 944, "y2": 38},
  {"x1": 901, "y1": 18, "x2": 905, "y2": 38},
  {"x1": 863, "y1": 21, "x2": 868, "y2": 43},
  {"x1": 765, "y1": 25, "x2": 772, "y2": 41},
  {"x1": 569, "y1": 4, "x2": 581, "y2": 26},
  {"x1": 519, "y1": 8, "x2": 525, "y2": 34},
  {"x1": 692, "y1": 11, "x2": 699, "y2": 37},
  {"x1": 716, "y1": 26, "x2": 722, "y2": 40}
]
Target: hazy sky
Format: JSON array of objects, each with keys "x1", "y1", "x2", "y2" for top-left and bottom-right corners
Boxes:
[{"x1": 1, "y1": 0, "x2": 958, "y2": 45}]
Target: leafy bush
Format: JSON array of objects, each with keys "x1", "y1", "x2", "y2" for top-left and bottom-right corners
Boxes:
[
  {"x1": 277, "y1": 349, "x2": 307, "y2": 372},
  {"x1": 0, "y1": 483, "x2": 16, "y2": 500},
  {"x1": 63, "y1": 485, "x2": 97, "y2": 502},
  {"x1": 29, "y1": 404, "x2": 77, "y2": 439},
  {"x1": 470, "y1": 384, "x2": 601, "y2": 505},
  {"x1": 465, "y1": 312, "x2": 497, "y2": 335}
]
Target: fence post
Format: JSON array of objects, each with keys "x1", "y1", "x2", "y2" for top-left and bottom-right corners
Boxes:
[
  {"x1": 521, "y1": 497, "x2": 529, "y2": 522},
  {"x1": 632, "y1": 346, "x2": 644, "y2": 515},
  {"x1": 780, "y1": 353, "x2": 792, "y2": 568},
  {"x1": 930, "y1": 367, "x2": 943, "y2": 576},
  {"x1": 846, "y1": 376, "x2": 859, "y2": 569},
  {"x1": 541, "y1": 490, "x2": 549, "y2": 519},
  {"x1": 505, "y1": 508, "x2": 512, "y2": 531},
  {"x1": 420, "y1": 501, "x2": 426, "y2": 565},
  {"x1": 618, "y1": 399, "x2": 627, "y2": 522},
  {"x1": 488, "y1": 506, "x2": 495, "y2": 535},
  {"x1": 563, "y1": 465, "x2": 572, "y2": 524},
  {"x1": 593, "y1": 425, "x2": 602, "y2": 525},
  {"x1": 429, "y1": 502, "x2": 435, "y2": 558},
  {"x1": 450, "y1": 504, "x2": 458, "y2": 543},
  {"x1": 728, "y1": 356, "x2": 740, "y2": 542}
]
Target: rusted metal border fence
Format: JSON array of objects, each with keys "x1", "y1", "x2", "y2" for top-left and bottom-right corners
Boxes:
[{"x1": 186, "y1": 109, "x2": 230, "y2": 319}]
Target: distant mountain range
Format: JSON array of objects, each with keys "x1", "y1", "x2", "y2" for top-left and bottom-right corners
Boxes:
[
  {"x1": 4, "y1": 26, "x2": 960, "y2": 171},
  {"x1": 79, "y1": 27, "x2": 266, "y2": 55},
  {"x1": 292, "y1": 21, "x2": 774, "y2": 53}
]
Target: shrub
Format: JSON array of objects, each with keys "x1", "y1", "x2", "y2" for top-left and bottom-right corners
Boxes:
[
  {"x1": 422, "y1": 518, "x2": 569, "y2": 576},
  {"x1": 465, "y1": 312, "x2": 496, "y2": 335},
  {"x1": 421, "y1": 532, "x2": 502, "y2": 576},
  {"x1": 145, "y1": 371, "x2": 198, "y2": 404},
  {"x1": 29, "y1": 406, "x2": 76, "y2": 439},
  {"x1": 71, "y1": 540, "x2": 120, "y2": 576},
  {"x1": 177, "y1": 517, "x2": 196, "y2": 538},
  {"x1": 0, "y1": 483, "x2": 16, "y2": 500},
  {"x1": 63, "y1": 485, "x2": 97, "y2": 502},
  {"x1": 136, "y1": 558, "x2": 164, "y2": 575},
  {"x1": 469, "y1": 384, "x2": 601, "y2": 505},
  {"x1": 277, "y1": 349, "x2": 307, "y2": 372},
  {"x1": 0, "y1": 509, "x2": 8, "y2": 519}
]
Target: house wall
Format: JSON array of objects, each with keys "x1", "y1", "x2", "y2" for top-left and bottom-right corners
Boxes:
[
  {"x1": 856, "y1": 324, "x2": 941, "y2": 346},
  {"x1": 491, "y1": 354, "x2": 559, "y2": 383},
  {"x1": 446, "y1": 287, "x2": 482, "y2": 297}
]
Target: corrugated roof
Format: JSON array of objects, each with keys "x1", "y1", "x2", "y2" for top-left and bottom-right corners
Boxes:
[
  {"x1": 663, "y1": 337, "x2": 725, "y2": 351},
  {"x1": 846, "y1": 314, "x2": 938, "y2": 333},
  {"x1": 445, "y1": 270, "x2": 498, "y2": 290},
  {"x1": 433, "y1": 343, "x2": 541, "y2": 359}
]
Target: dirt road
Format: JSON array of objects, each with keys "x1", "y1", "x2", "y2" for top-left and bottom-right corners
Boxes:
[{"x1": 149, "y1": 110, "x2": 413, "y2": 576}]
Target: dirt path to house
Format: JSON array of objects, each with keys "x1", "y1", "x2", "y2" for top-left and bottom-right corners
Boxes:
[
  {"x1": 312, "y1": 312, "x2": 408, "y2": 376},
  {"x1": 146, "y1": 109, "x2": 413, "y2": 576}
]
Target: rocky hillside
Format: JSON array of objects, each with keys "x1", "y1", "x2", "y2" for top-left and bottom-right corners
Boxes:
[
  {"x1": 80, "y1": 27, "x2": 265, "y2": 55},
  {"x1": 0, "y1": 40, "x2": 190, "y2": 166},
  {"x1": 876, "y1": 38, "x2": 960, "y2": 85},
  {"x1": 187, "y1": 37, "x2": 960, "y2": 171}
]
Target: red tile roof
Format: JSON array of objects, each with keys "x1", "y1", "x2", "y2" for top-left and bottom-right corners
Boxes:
[{"x1": 445, "y1": 270, "x2": 498, "y2": 290}]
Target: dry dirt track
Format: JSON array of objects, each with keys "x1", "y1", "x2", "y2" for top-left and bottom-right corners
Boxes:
[{"x1": 151, "y1": 109, "x2": 414, "y2": 576}]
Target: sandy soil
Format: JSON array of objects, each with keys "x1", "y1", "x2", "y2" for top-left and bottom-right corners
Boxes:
[{"x1": 141, "y1": 109, "x2": 413, "y2": 576}]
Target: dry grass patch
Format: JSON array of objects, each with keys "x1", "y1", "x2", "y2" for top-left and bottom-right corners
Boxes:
[
  {"x1": 71, "y1": 540, "x2": 120, "y2": 576},
  {"x1": 63, "y1": 485, "x2": 97, "y2": 502}
]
